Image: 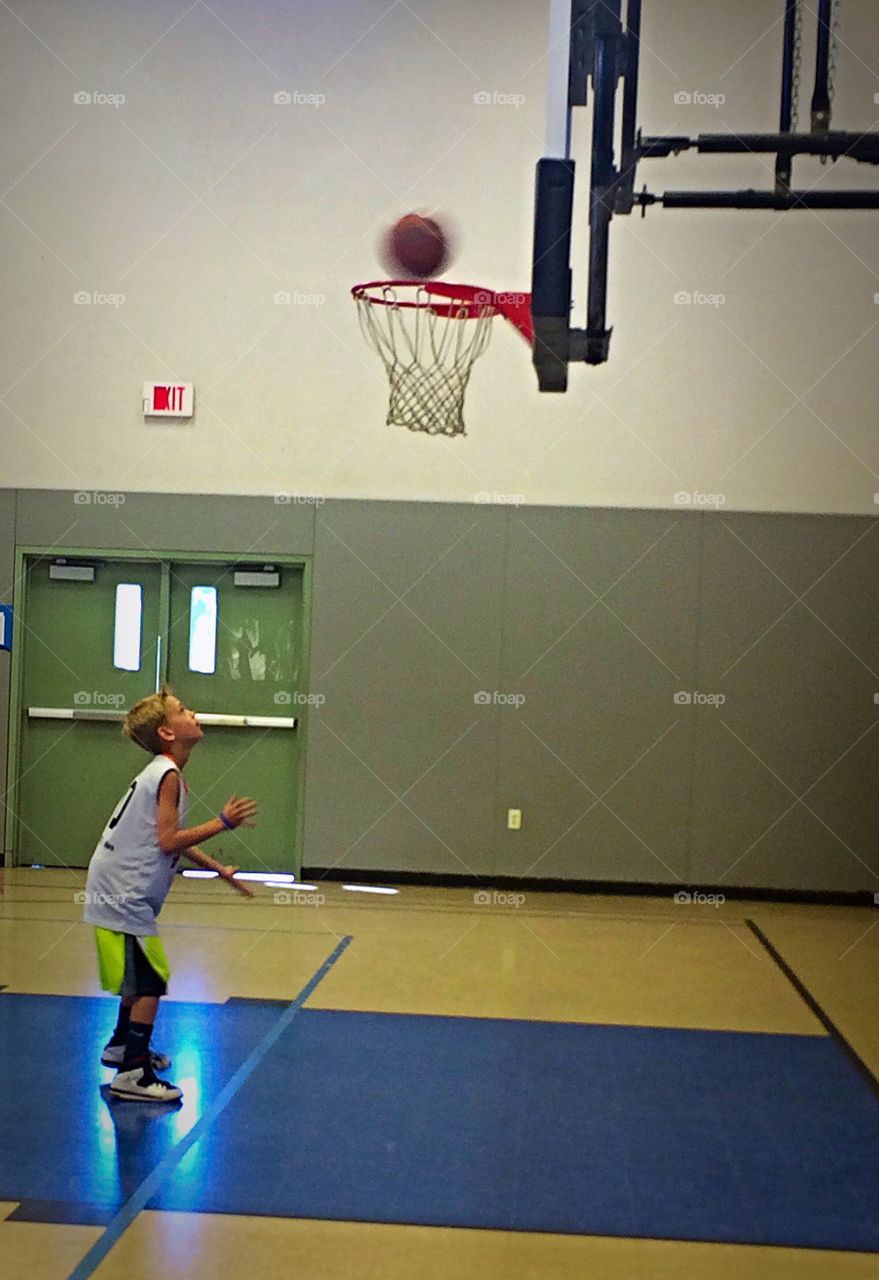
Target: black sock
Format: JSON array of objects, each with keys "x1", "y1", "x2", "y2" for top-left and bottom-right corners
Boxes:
[
  {"x1": 122, "y1": 1020, "x2": 153, "y2": 1069},
  {"x1": 108, "y1": 1002, "x2": 132, "y2": 1046}
]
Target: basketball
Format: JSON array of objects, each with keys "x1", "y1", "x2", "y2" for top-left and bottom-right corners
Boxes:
[{"x1": 381, "y1": 212, "x2": 451, "y2": 279}]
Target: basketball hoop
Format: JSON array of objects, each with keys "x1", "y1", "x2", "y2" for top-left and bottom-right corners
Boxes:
[{"x1": 352, "y1": 280, "x2": 532, "y2": 437}]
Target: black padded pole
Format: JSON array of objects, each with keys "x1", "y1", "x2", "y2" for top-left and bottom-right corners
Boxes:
[
  {"x1": 775, "y1": 0, "x2": 799, "y2": 192},
  {"x1": 585, "y1": 34, "x2": 617, "y2": 363},
  {"x1": 811, "y1": 0, "x2": 832, "y2": 130},
  {"x1": 618, "y1": 0, "x2": 642, "y2": 205},
  {"x1": 531, "y1": 159, "x2": 576, "y2": 392}
]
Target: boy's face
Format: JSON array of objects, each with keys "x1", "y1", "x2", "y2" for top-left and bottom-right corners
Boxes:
[{"x1": 160, "y1": 696, "x2": 203, "y2": 748}]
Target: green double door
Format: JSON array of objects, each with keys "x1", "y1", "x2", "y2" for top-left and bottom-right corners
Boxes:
[{"x1": 13, "y1": 555, "x2": 308, "y2": 874}]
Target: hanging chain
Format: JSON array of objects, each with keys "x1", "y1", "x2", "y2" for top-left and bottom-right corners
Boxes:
[
  {"x1": 828, "y1": 0, "x2": 840, "y2": 108},
  {"x1": 790, "y1": 0, "x2": 803, "y2": 132}
]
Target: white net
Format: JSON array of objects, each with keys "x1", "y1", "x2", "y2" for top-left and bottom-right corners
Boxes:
[{"x1": 354, "y1": 283, "x2": 496, "y2": 437}]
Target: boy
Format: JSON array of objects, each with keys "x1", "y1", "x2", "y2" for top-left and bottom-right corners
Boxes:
[{"x1": 83, "y1": 685, "x2": 257, "y2": 1103}]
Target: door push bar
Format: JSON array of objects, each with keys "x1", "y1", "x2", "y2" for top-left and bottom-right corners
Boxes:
[{"x1": 27, "y1": 707, "x2": 298, "y2": 729}]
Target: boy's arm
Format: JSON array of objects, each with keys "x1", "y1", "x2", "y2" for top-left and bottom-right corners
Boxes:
[
  {"x1": 181, "y1": 844, "x2": 228, "y2": 872},
  {"x1": 182, "y1": 844, "x2": 255, "y2": 897},
  {"x1": 156, "y1": 771, "x2": 257, "y2": 855},
  {"x1": 156, "y1": 772, "x2": 257, "y2": 903}
]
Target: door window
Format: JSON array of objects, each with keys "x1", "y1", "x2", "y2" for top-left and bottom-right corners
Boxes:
[
  {"x1": 113, "y1": 583, "x2": 143, "y2": 672},
  {"x1": 189, "y1": 585, "x2": 218, "y2": 674}
]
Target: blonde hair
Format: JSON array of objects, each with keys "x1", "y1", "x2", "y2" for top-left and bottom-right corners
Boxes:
[{"x1": 124, "y1": 683, "x2": 176, "y2": 754}]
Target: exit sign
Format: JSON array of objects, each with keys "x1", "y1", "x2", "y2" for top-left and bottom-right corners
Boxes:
[{"x1": 143, "y1": 382, "x2": 194, "y2": 417}]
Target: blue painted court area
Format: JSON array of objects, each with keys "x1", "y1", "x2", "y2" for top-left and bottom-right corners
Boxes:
[
  {"x1": 0, "y1": 993, "x2": 282, "y2": 1220},
  {"x1": 1, "y1": 994, "x2": 878, "y2": 1251}
]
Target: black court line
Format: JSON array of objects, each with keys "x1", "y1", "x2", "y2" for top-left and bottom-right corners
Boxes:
[
  {"x1": 224, "y1": 995, "x2": 290, "y2": 1007},
  {"x1": 8, "y1": 1199, "x2": 114, "y2": 1226},
  {"x1": 746, "y1": 918, "x2": 879, "y2": 1101}
]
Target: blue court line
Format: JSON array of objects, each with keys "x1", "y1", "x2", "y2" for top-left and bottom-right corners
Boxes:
[{"x1": 66, "y1": 935, "x2": 353, "y2": 1280}]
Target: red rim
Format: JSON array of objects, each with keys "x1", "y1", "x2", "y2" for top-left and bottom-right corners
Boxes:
[
  {"x1": 351, "y1": 280, "x2": 533, "y2": 343},
  {"x1": 351, "y1": 280, "x2": 496, "y2": 318}
]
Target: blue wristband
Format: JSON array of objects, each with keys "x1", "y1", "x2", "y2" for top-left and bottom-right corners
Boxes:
[{"x1": 219, "y1": 812, "x2": 234, "y2": 830}]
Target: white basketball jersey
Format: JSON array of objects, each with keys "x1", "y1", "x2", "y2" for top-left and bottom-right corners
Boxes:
[{"x1": 84, "y1": 754, "x2": 189, "y2": 936}]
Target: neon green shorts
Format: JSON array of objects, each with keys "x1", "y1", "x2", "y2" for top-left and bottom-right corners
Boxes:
[{"x1": 94, "y1": 928, "x2": 171, "y2": 997}]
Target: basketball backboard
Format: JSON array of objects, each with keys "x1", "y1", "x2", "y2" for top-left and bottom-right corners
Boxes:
[{"x1": 531, "y1": 0, "x2": 879, "y2": 391}]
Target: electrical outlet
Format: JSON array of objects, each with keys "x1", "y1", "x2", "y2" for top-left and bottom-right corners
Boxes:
[{"x1": 507, "y1": 808, "x2": 522, "y2": 830}]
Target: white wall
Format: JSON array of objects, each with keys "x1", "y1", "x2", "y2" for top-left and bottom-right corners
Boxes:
[{"x1": 0, "y1": 0, "x2": 877, "y2": 512}]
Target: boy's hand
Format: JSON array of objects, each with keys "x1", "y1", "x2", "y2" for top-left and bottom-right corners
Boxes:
[
  {"x1": 222, "y1": 795, "x2": 258, "y2": 829},
  {"x1": 221, "y1": 865, "x2": 254, "y2": 897}
]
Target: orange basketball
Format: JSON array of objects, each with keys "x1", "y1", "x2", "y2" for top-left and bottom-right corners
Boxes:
[{"x1": 381, "y1": 213, "x2": 451, "y2": 279}]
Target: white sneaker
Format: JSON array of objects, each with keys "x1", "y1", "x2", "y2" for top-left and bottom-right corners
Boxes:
[
  {"x1": 109, "y1": 1066, "x2": 183, "y2": 1104},
  {"x1": 101, "y1": 1042, "x2": 172, "y2": 1071}
]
